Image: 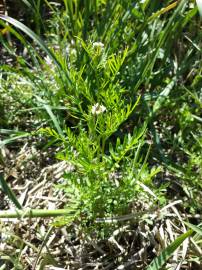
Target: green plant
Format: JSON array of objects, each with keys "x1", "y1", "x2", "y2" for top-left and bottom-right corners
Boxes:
[
  {"x1": 0, "y1": 0, "x2": 202, "y2": 267},
  {"x1": 40, "y1": 95, "x2": 161, "y2": 228},
  {"x1": 0, "y1": 7, "x2": 163, "y2": 230}
]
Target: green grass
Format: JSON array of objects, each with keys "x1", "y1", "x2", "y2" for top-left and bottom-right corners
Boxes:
[{"x1": 0, "y1": 0, "x2": 202, "y2": 268}]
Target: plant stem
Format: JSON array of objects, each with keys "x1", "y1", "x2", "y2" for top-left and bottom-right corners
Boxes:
[{"x1": 0, "y1": 209, "x2": 72, "y2": 219}]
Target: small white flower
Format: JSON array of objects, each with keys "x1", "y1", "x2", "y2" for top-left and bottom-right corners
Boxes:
[
  {"x1": 196, "y1": 0, "x2": 202, "y2": 16},
  {"x1": 91, "y1": 103, "x2": 106, "y2": 115},
  {"x1": 92, "y1": 42, "x2": 104, "y2": 49},
  {"x1": 65, "y1": 46, "x2": 76, "y2": 57},
  {"x1": 44, "y1": 55, "x2": 53, "y2": 66},
  {"x1": 65, "y1": 46, "x2": 70, "y2": 55}
]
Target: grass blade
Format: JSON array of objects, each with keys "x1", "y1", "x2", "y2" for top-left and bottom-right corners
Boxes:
[
  {"x1": 34, "y1": 95, "x2": 64, "y2": 136},
  {"x1": 0, "y1": 15, "x2": 72, "y2": 85},
  {"x1": 146, "y1": 229, "x2": 193, "y2": 270},
  {"x1": 184, "y1": 222, "x2": 202, "y2": 236},
  {"x1": 0, "y1": 173, "x2": 22, "y2": 209},
  {"x1": 196, "y1": 0, "x2": 202, "y2": 17},
  {"x1": 0, "y1": 130, "x2": 30, "y2": 147}
]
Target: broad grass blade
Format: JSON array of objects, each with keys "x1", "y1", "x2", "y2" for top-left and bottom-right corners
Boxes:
[{"x1": 146, "y1": 229, "x2": 193, "y2": 270}]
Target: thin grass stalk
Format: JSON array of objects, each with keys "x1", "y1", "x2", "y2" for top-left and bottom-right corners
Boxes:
[{"x1": 0, "y1": 208, "x2": 74, "y2": 219}]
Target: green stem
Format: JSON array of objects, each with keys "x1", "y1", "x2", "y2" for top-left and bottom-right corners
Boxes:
[
  {"x1": 0, "y1": 209, "x2": 72, "y2": 219},
  {"x1": 102, "y1": 137, "x2": 106, "y2": 160}
]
